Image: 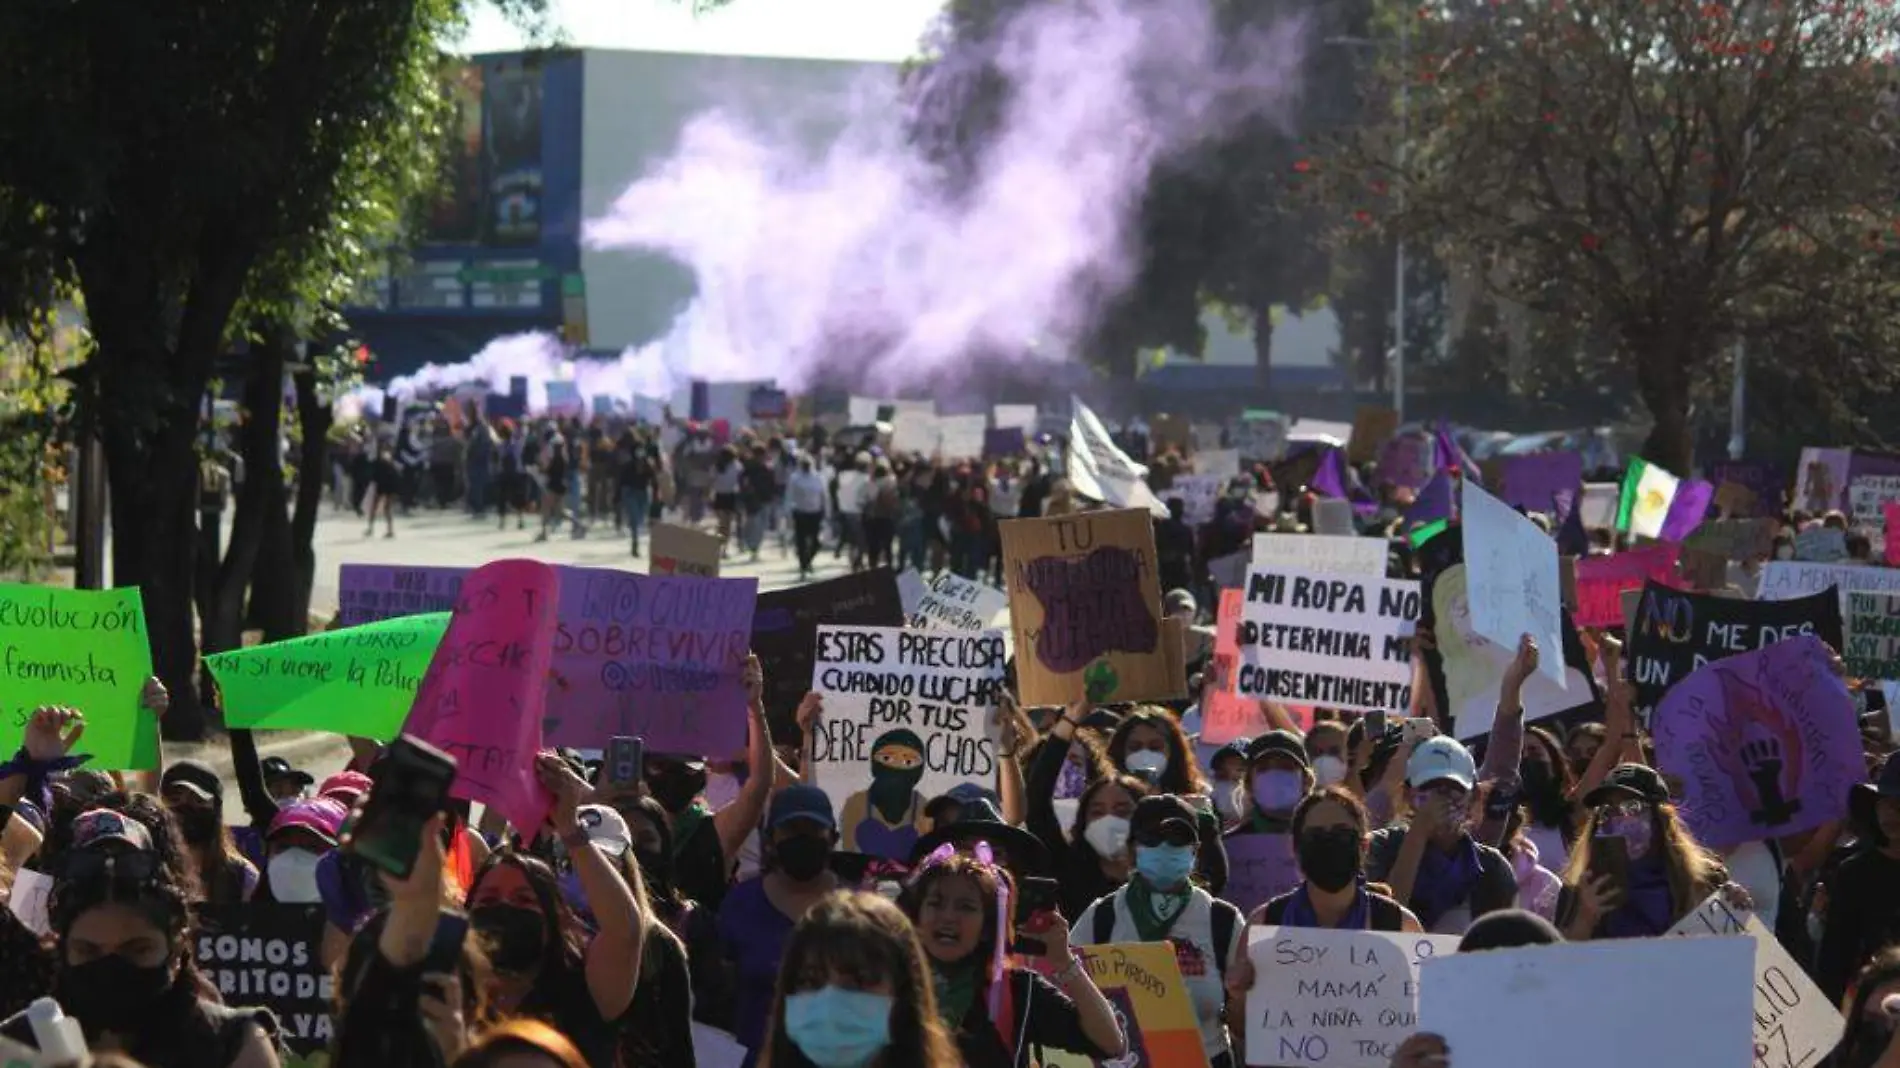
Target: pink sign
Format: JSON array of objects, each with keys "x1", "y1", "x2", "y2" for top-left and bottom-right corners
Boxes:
[
  {"x1": 407, "y1": 559, "x2": 561, "y2": 836},
  {"x1": 1886, "y1": 502, "x2": 1900, "y2": 566},
  {"x1": 1575, "y1": 544, "x2": 1682, "y2": 628},
  {"x1": 1201, "y1": 589, "x2": 1266, "y2": 744}
]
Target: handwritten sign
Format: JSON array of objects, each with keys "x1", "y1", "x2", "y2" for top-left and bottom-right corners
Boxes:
[
  {"x1": 1461, "y1": 482, "x2": 1564, "y2": 688},
  {"x1": 1247, "y1": 926, "x2": 1463, "y2": 1068},
  {"x1": 1888, "y1": 503, "x2": 1900, "y2": 566},
  {"x1": 1052, "y1": 943, "x2": 1210, "y2": 1068},
  {"x1": 891, "y1": 411, "x2": 942, "y2": 455},
  {"x1": 1758, "y1": 561, "x2": 1900, "y2": 614},
  {"x1": 1849, "y1": 473, "x2": 1900, "y2": 538},
  {"x1": 1200, "y1": 589, "x2": 1265, "y2": 745},
  {"x1": 1665, "y1": 895, "x2": 1844, "y2": 1068},
  {"x1": 1347, "y1": 407, "x2": 1400, "y2": 465},
  {"x1": 1653, "y1": 636, "x2": 1862, "y2": 849},
  {"x1": 1252, "y1": 534, "x2": 1388, "y2": 577},
  {"x1": 406, "y1": 559, "x2": 559, "y2": 835},
  {"x1": 335, "y1": 565, "x2": 464, "y2": 626},
  {"x1": 907, "y1": 571, "x2": 1009, "y2": 633},
  {"x1": 1845, "y1": 591, "x2": 1900, "y2": 680},
  {"x1": 1793, "y1": 527, "x2": 1847, "y2": 564},
  {"x1": 993, "y1": 404, "x2": 1038, "y2": 432},
  {"x1": 1000, "y1": 509, "x2": 1180, "y2": 707},
  {"x1": 1685, "y1": 519, "x2": 1777, "y2": 563},
  {"x1": 206, "y1": 614, "x2": 448, "y2": 741},
  {"x1": 937, "y1": 414, "x2": 988, "y2": 461},
  {"x1": 194, "y1": 903, "x2": 333, "y2": 1061},
  {"x1": 1164, "y1": 475, "x2": 1223, "y2": 526},
  {"x1": 0, "y1": 583, "x2": 153, "y2": 770},
  {"x1": 1574, "y1": 545, "x2": 1682, "y2": 628},
  {"x1": 754, "y1": 570, "x2": 905, "y2": 735},
  {"x1": 810, "y1": 626, "x2": 1007, "y2": 860},
  {"x1": 1237, "y1": 566, "x2": 1420, "y2": 715},
  {"x1": 650, "y1": 522, "x2": 723, "y2": 577},
  {"x1": 1627, "y1": 582, "x2": 1842, "y2": 725},
  {"x1": 1377, "y1": 432, "x2": 1432, "y2": 490},
  {"x1": 1429, "y1": 564, "x2": 1597, "y2": 739},
  {"x1": 1222, "y1": 832, "x2": 1301, "y2": 917}
]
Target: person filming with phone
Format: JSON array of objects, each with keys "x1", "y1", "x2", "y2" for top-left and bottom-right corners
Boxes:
[{"x1": 1556, "y1": 760, "x2": 1734, "y2": 940}]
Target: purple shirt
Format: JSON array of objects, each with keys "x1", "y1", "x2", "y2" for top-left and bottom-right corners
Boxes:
[{"x1": 718, "y1": 876, "x2": 798, "y2": 1064}]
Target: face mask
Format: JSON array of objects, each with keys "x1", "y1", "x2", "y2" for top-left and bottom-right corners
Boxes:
[
  {"x1": 267, "y1": 848, "x2": 324, "y2": 904},
  {"x1": 1253, "y1": 770, "x2": 1305, "y2": 815},
  {"x1": 649, "y1": 768, "x2": 706, "y2": 814},
  {"x1": 1124, "y1": 749, "x2": 1169, "y2": 777},
  {"x1": 1297, "y1": 827, "x2": 1363, "y2": 893},
  {"x1": 174, "y1": 806, "x2": 221, "y2": 845},
  {"x1": 784, "y1": 986, "x2": 893, "y2": 1068},
  {"x1": 1134, "y1": 843, "x2": 1196, "y2": 888},
  {"x1": 1312, "y1": 755, "x2": 1349, "y2": 787},
  {"x1": 57, "y1": 954, "x2": 174, "y2": 1038},
  {"x1": 777, "y1": 835, "x2": 832, "y2": 882},
  {"x1": 1600, "y1": 813, "x2": 1655, "y2": 861},
  {"x1": 471, "y1": 904, "x2": 547, "y2": 974},
  {"x1": 1083, "y1": 815, "x2": 1131, "y2": 859},
  {"x1": 867, "y1": 759, "x2": 925, "y2": 812},
  {"x1": 1212, "y1": 782, "x2": 1245, "y2": 822},
  {"x1": 1521, "y1": 760, "x2": 1555, "y2": 796}
]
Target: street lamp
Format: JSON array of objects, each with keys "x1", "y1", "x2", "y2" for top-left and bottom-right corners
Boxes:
[{"x1": 1327, "y1": 28, "x2": 1409, "y2": 421}]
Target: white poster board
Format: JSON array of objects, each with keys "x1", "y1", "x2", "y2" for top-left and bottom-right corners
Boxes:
[
  {"x1": 848, "y1": 396, "x2": 885, "y2": 425},
  {"x1": 993, "y1": 404, "x2": 1039, "y2": 432},
  {"x1": 908, "y1": 571, "x2": 1010, "y2": 632},
  {"x1": 1199, "y1": 448, "x2": 1241, "y2": 479},
  {"x1": 1665, "y1": 895, "x2": 1844, "y2": 1068},
  {"x1": 1164, "y1": 475, "x2": 1223, "y2": 526},
  {"x1": 1237, "y1": 566, "x2": 1421, "y2": 714},
  {"x1": 1312, "y1": 498, "x2": 1357, "y2": 537},
  {"x1": 1579, "y1": 483, "x2": 1620, "y2": 529},
  {"x1": 1758, "y1": 561, "x2": 1900, "y2": 614},
  {"x1": 937, "y1": 414, "x2": 988, "y2": 461},
  {"x1": 1246, "y1": 926, "x2": 1462, "y2": 1068},
  {"x1": 1461, "y1": 481, "x2": 1565, "y2": 687},
  {"x1": 891, "y1": 412, "x2": 942, "y2": 456},
  {"x1": 1253, "y1": 534, "x2": 1389, "y2": 577}
]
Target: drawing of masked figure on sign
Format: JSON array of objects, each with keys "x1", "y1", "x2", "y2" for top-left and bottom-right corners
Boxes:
[
  {"x1": 1709, "y1": 668, "x2": 1807, "y2": 830},
  {"x1": 840, "y1": 727, "x2": 934, "y2": 859}
]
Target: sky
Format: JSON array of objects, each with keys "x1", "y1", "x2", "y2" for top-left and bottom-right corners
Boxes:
[{"x1": 458, "y1": 0, "x2": 949, "y2": 62}]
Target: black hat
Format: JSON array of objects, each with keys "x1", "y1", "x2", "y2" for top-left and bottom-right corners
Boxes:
[
  {"x1": 909, "y1": 798, "x2": 1050, "y2": 877},
  {"x1": 1458, "y1": 909, "x2": 1565, "y2": 952},
  {"x1": 1246, "y1": 730, "x2": 1310, "y2": 769},
  {"x1": 1582, "y1": 764, "x2": 1670, "y2": 808},
  {"x1": 1130, "y1": 794, "x2": 1201, "y2": 844},
  {"x1": 160, "y1": 759, "x2": 223, "y2": 804},
  {"x1": 1849, "y1": 755, "x2": 1900, "y2": 833},
  {"x1": 260, "y1": 757, "x2": 314, "y2": 788}
]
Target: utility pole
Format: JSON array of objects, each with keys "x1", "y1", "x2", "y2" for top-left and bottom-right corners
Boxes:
[{"x1": 1393, "y1": 13, "x2": 1410, "y2": 421}]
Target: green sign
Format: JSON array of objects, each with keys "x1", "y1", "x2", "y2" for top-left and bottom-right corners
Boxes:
[
  {"x1": 0, "y1": 583, "x2": 153, "y2": 770},
  {"x1": 457, "y1": 262, "x2": 556, "y2": 285},
  {"x1": 206, "y1": 614, "x2": 448, "y2": 741}
]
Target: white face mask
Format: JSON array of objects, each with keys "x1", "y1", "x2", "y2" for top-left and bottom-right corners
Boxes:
[
  {"x1": 1125, "y1": 749, "x2": 1169, "y2": 777},
  {"x1": 1313, "y1": 755, "x2": 1349, "y2": 787},
  {"x1": 1212, "y1": 781, "x2": 1245, "y2": 822},
  {"x1": 1083, "y1": 815, "x2": 1131, "y2": 858},
  {"x1": 267, "y1": 848, "x2": 324, "y2": 904}
]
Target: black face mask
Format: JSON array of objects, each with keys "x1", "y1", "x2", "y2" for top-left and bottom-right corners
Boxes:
[
  {"x1": 649, "y1": 769, "x2": 706, "y2": 814},
  {"x1": 173, "y1": 806, "x2": 221, "y2": 845},
  {"x1": 776, "y1": 835, "x2": 831, "y2": 882},
  {"x1": 58, "y1": 954, "x2": 175, "y2": 1038},
  {"x1": 1296, "y1": 827, "x2": 1363, "y2": 893},
  {"x1": 1520, "y1": 762, "x2": 1570, "y2": 826},
  {"x1": 471, "y1": 904, "x2": 547, "y2": 974}
]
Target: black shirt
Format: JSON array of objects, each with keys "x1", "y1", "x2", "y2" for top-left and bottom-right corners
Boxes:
[
  {"x1": 953, "y1": 968, "x2": 1114, "y2": 1068},
  {"x1": 1819, "y1": 846, "x2": 1900, "y2": 1001}
]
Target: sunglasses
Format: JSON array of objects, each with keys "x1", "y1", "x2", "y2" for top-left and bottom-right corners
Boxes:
[
  {"x1": 1594, "y1": 800, "x2": 1652, "y2": 821},
  {"x1": 1132, "y1": 824, "x2": 1197, "y2": 849}
]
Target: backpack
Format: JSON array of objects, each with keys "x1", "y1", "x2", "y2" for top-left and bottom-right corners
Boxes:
[{"x1": 1092, "y1": 892, "x2": 1241, "y2": 978}]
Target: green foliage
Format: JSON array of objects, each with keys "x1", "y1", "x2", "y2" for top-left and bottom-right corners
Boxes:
[{"x1": 0, "y1": 307, "x2": 85, "y2": 575}]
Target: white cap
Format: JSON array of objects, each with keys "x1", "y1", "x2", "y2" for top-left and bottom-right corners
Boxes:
[
  {"x1": 575, "y1": 805, "x2": 632, "y2": 856},
  {"x1": 1405, "y1": 736, "x2": 1477, "y2": 790}
]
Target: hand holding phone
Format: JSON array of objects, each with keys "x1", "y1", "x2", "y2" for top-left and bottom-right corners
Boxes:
[
  {"x1": 1588, "y1": 834, "x2": 1632, "y2": 913},
  {"x1": 606, "y1": 737, "x2": 645, "y2": 790},
  {"x1": 340, "y1": 735, "x2": 458, "y2": 881},
  {"x1": 1010, "y1": 877, "x2": 1061, "y2": 956}
]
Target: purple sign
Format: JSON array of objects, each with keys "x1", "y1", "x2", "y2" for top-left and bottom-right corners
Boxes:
[
  {"x1": 338, "y1": 564, "x2": 759, "y2": 757},
  {"x1": 985, "y1": 427, "x2": 1026, "y2": 458},
  {"x1": 1220, "y1": 830, "x2": 1301, "y2": 916},
  {"x1": 1653, "y1": 635, "x2": 1862, "y2": 850},
  {"x1": 1378, "y1": 433, "x2": 1434, "y2": 490},
  {"x1": 1499, "y1": 452, "x2": 1583, "y2": 515},
  {"x1": 1707, "y1": 461, "x2": 1784, "y2": 517}
]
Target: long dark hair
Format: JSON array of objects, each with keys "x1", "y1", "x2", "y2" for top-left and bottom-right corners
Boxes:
[
  {"x1": 897, "y1": 856, "x2": 1014, "y2": 972},
  {"x1": 1841, "y1": 947, "x2": 1900, "y2": 1066},
  {"x1": 759, "y1": 892, "x2": 960, "y2": 1068},
  {"x1": 1070, "y1": 773, "x2": 1154, "y2": 848},
  {"x1": 465, "y1": 851, "x2": 589, "y2": 995},
  {"x1": 1106, "y1": 707, "x2": 1208, "y2": 796},
  {"x1": 1522, "y1": 726, "x2": 1581, "y2": 836}
]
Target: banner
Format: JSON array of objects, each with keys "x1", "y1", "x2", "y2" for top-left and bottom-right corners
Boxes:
[
  {"x1": 809, "y1": 626, "x2": 1007, "y2": 859},
  {"x1": 1462, "y1": 482, "x2": 1565, "y2": 687},
  {"x1": 207, "y1": 614, "x2": 448, "y2": 741},
  {"x1": 650, "y1": 522, "x2": 723, "y2": 577},
  {"x1": 1252, "y1": 534, "x2": 1388, "y2": 577},
  {"x1": 0, "y1": 583, "x2": 153, "y2": 770},
  {"x1": 1047, "y1": 943, "x2": 1210, "y2": 1068},
  {"x1": 1758, "y1": 561, "x2": 1900, "y2": 612},
  {"x1": 1000, "y1": 509, "x2": 1181, "y2": 707},
  {"x1": 753, "y1": 569, "x2": 905, "y2": 732},
  {"x1": 1246, "y1": 926, "x2": 1463, "y2": 1068},
  {"x1": 1845, "y1": 590, "x2": 1900, "y2": 680},
  {"x1": 1653, "y1": 636, "x2": 1861, "y2": 849},
  {"x1": 1199, "y1": 589, "x2": 1264, "y2": 744},
  {"x1": 907, "y1": 571, "x2": 1009, "y2": 633},
  {"x1": 1429, "y1": 564, "x2": 1598, "y2": 739},
  {"x1": 1627, "y1": 582, "x2": 1842, "y2": 723},
  {"x1": 1664, "y1": 895, "x2": 1844, "y2": 1068},
  {"x1": 1499, "y1": 452, "x2": 1583, "y2": 515},
  {"x1": 1222, "y1": 832, "x2": 1300, "y2": 918},
  {"x1": 194, "y1": 903, "x2": 332, "y2": 1066},
  {"x1": 1237, "y1": 567, "x2": 1420, "y2": 714},
  {"x1": 1573, "y1": 545, "x2": 1681, "y2": 629}
]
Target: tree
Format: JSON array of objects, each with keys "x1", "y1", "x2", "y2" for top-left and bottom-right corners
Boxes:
[{"x1": 1329, "y1": 0, "x2": 1900, "y2": 470}]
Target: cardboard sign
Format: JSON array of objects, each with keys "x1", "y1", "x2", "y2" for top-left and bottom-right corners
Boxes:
[
  {"x1": 1574, "y1": 544, "x2": 1682, "y2": 628},
  {"x1": 1348, "y1": 406, "x2": 1400, "y2": 464},
  {"x1": 1627, "y1": 581, "x2": 1843, "y2": 724},
  {"x1": 810, "y1": 626, "x2": 1007, "y2": 860},
  {"x1": 194, "y1": 903, "x2": 333, "y2": 1061},
  {"x1": 1247, "y1": 927, "x2": 1464, "y2": 1068},
  {"x1": 207, "y1": 614, "x2": 449, "y2": 741},
  {"x1": 1713, "y1": 481, "x2": 1759, "y2": 518},
  {"x1": 1199, "y1": 589, "x2": 1264, "y2": 744},
  {"x1": 1222, "y1": 832, "x2": 1301, "y2": 917},
  {"x1": 1685, "y1": 518, "x2": 1777, "y2": 563},
  {"x1": 1665, "y1": 895, "x2": 1844, "y2": 1068},
  {"x1": 1430, "y1": 564, "x2": 1598, "y2": 739},
  {"x1": 1252, "y1": 534, "x2": 1389, "y2": 577},
  {"x1": 0, "y1": 583, "x2": 154, "y2": 770},
  {"x1": 907, "y1": 571, "x2": 1009, "y2": 632},
  {"x1": 1462, "y1": 482, "x2": 1565, "y2": 687},
  {"x1": 1678, "y1": 548, "x2": 1731, "y2": 592},
  {"x1": 1654, "y1": 636, "x2": 1862, "y2": 849},
  {"x1": 1793, "y1": 527, "x2": 1847, "y2": 563},
  {"x1": 651, "y1": 522, "x2": 724, "y2": 577},
  {"x1": 1045, "y1": 943, "x2": 1210, "y2": 1068},
  {"x1": 999, "y1": 509, "x2": 1181, "y2": 707},
  {"x1": 1758, "y1": 561, "x2": 1900, "y2": 613},
  {"x1": 1237, "y1": 566, "x2": 1421, "y2": 714}
]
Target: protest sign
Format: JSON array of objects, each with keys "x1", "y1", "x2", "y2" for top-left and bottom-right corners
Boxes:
[
  {"x1": 1578, "y1": 482, "x2": 1620, "y2": 529},
  {"x1": 1708, "y1": 460, "x2": 1784, "y2": 516},
  {"x1": 993, "y1": 403, "x2": 1038, "y2": 432},
  {"x1": 892, "y1": 411, "x2": 941, "y2": 455},
  {"x1": 1627, "y1": 582, "x2": 1842, "y2": 724},
  {"x1": 206, "y1": 614, "x2": 448, "y2": 740},
  {"x1": 1666, "y1": 895, "x2": 1844, "y2": 1068},
  {"x1": 1499, "y1": 452, "x2": 1583, "y2": 515},
  {"x1": 1200, "y1": 589, "x2": 1265, "y2": 744},
  {"x1": 810, "y1": 626, "x2": 1007, "y2": 859},
  {"x1": 1222, "y1": 832, "x2": 1300, "y2": 917},
  {"x1": 1793, "y1": 527, "x2": 1847, "y2": 563},
  {"x1": 0, "y1": 583, "x2": 153, "y2": 770},
  {"x1": 1209, "y1": 550, "x2": 1250, "y2": 592},
  {"x1": 6, "y1": 867, "x2": 50, "y2": 937},
  {"x1": 1045, "y1": 943, "x2": 1209, "y2": 1068},
  {"x1": 650, "y1": 522, "x2": 723, "y2": 577},
  {"x1": 1759, "y1": 561, "x2": 1900, "y2": 612},
  {"x1": 1237, "y1": 566, "x2": 1420, "y2": 715},
  {"x1": 1069, "y1": 398, "x2": 1167, "y2": 516},
  {"x1": 1240, "y1": 412, "x2": 1291, "y2": 463},
  {"x1": 1348, "y1": 406, "x2": 1400, "y2": 464},
  {"x1": 849, "y1": 396, "x2": 884, "y2": 424},
  {"x1": 754, "y1": 569, "x2": 905, "y2": 733},
  {"x1": 938, "y1": 414, "x2": 988, "y2": 461},
  {"x1": 1164, "y1": 475, "x2": 1223, "y2": 526},
  {"x1": 406, "y1": 559, "x2": 559, "y2": 834},
  {"x1": 1253, "y1": 534, "x2": 1389, "y2": 577},
  {"x1": 1461, "y1": 482, "x2": 1565, "y2": 687},
  {"x1": 1653, "y1": 636, "x2": 1861, "y2": 849},
  {"x1": 1429, "y1": 564, "x2": 1598, "y2": 738},
  {"x1": 1000, "y1": 509, "x2": 1180, "y2": 707},
  {"x1": 1199, "y1": 448, "x2": 1241, "y2": 479},
  {"x1": 336, "y1": 564, "x2": 465, "y2": 625},
  {"x1": 1795, "y1": 447, "x2": 1851, "y2": 513},
  {"x1": 1419, "y1": 938, "x2": 1754, "y2": 1068},
  {"x1": 1888, "y1": 502, "x2": 1900, "y2": 566},
  {"x1": 1377, "y1": 432, "x2": 1432, "y2": 490},
  {"x1": 1246, "y1": 926, "x2": 1463, "y2": 1068},
  {"x1": 1714, "y1": 481, "x2": 1759, "y2": 518},
  {"x1": 1847, "y1": 463, "x2": 1900, "y2": 537},
  {"x1": 907, "y1": 571, "x2": 1009, "y2": 632},
  {"x1": 1679, "y1": 548, "x2": 1731, "y2": 592},
  {"x1": 1312, "y1": 499, "x2": 1357, "y2": 537},
  {"x1": 1685, "y1": 518, "x2": 1777, "y2": 563},
  {"x1": 194, "y1": 903, "x2": 332, "y2": 1064},
  {"x1": 984, "y1": 427, "x2": 1026, "y2": 459},
  {"x1": 1845, "y1": 590, "x2": 1900, "y2": 679},
  {"x1": 896, "y1": 569, "x2": 928, "y2": 618},
  {"x1": 1573, "y1": 544, "x2": 1682, "y2": 628}
]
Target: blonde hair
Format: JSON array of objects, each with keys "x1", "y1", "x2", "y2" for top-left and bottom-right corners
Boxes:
[{"x1": 1562, "y1": 801, "x2": 1724, "y2": 923}]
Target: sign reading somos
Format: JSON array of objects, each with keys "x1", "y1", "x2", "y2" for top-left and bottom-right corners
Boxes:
[{"x1": 1237, "y1": 567, "x2": 1422, "y2": 714}]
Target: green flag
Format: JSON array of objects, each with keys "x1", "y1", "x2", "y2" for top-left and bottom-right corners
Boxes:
[{"x1": 206, "y1": 614, "x2": 448, "y2": 740}]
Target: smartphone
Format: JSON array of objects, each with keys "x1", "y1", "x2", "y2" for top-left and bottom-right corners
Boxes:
[
  {"x1": 606, "y1": 736, "x2": 645, "y2": 789},
  {"x1": 1590, "y1": 834, "x2": 1631, "y2": 904},
  {"x1": 1366, "y1": 710, "x2": 1389, "y2": 739},
  {"x1": 423, "y1": 912, "x2": 470, "y2": 974},
  {"x1": 1401, "y1": 717, "x2": 1438, "y2": 745},
  {"x1": 1010, "y1": 877, "x2": 1061, "y2": 956},
  {"x1": 340, "y1": 735, "x2": 459, "y2": 880}
]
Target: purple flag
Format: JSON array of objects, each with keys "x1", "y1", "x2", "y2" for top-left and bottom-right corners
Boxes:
[
  {"x1": 1406, "y1": 470, "x2": 1455, "y2": 526},
  {"x1": 1653, "y1": 635, "x2": 1860, "y2": 849},
  {"x1": 1434, "y1": 421, "x2": 1481, "y2": 485},
  {"x1": 1311, "y1": 447, "x2": 1378, "y2": 516},
  {"x1": 1659, "y1": 478, "x2": 1714, "y2": 541},
  {"x1": 1500, "y1": 453, "x2": 1582, "y2": 514}
]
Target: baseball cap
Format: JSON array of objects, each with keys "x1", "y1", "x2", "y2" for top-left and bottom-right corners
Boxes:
[
  {"x1": 160, "y1": 760, "x2": 223, "y2": 804},
  {"x1": 71, "y1": 808, "x2": 155, "y2": 853},
  {"x1": 575, "y1": 805, "x2": 632, "y2": 856},
  {"x1": 1406, "y1": 736, "x2": 1477, "y2": 791},
  {"x1": 1164, "y1": 589, "x2": 1198, "y2": 617},
  {"x1": 260, "y1": 757, "x2": 315, "y2": 788},
  {"x1": 1583, "y1": 764, "x2": 1671, "y2": 809},
  {"x1": 1246, "y1": 730, "x2": 1311, "y2": 770},
  {"x1": 1130, "y1": 794, "x2": 1201, "y2": 845},
  {"x1": 767, "y1": 784, "x2": 837, "y2": 833},
  {"x1": 318, "y1": 771, "x2": 374, "y2": 805},
  {"x1": 268, "y1": 798, "x2": 349, "y2": 845}
]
